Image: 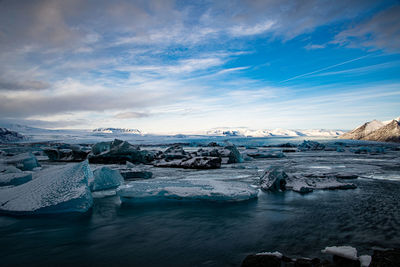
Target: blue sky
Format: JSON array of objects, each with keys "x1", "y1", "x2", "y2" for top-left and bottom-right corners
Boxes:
[{"x1": 0, "y1": 0, "x2": 399, "y2": 133}]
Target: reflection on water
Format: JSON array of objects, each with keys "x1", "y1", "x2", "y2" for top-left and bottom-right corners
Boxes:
[{"x1": 1, "y1": 179, "x2": 399, "y2": 266}]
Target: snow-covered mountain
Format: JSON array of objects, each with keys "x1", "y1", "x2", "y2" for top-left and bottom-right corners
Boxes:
[
  {"x1": 339, "y1": 120, "x2": 385, "y2": 140},
  {"x1": 339, "y1": 116, "x2": 400, "y2": 143},
  {"x1": 0, "y1": 128, "x2": 27, "y2": 143},
  {"x1": 92, "y1": 128, "x2": 141, "y2": 134},
  {"x1": 205, "y1": 128, "x2": 345, "y2": 137},
  {"x1": 363, "y1": 120, "x2": 400, "y2": 143}
]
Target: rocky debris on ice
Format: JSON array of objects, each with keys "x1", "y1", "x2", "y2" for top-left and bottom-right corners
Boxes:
[
  {"x1": 88, "y1": 139, "x2": 154, "y2": 164},
  {"x1": 3, "y1": 152, "x2": 40, "y2": 171},
  {"x1": 43, "y1": 144, "x2": 91, "y2": 162},
  {"x1": 0, "y1": 160, "x2": 93, "y2": 214},
  {"x1": 90, "y1": 166, "x2": 124, "y2": 191},
  {"x1": 298, "y1": 140, "x2": 326, "y2": 151},
  {"x1": 163, "y1": 145, "x2": 189, "y2": 160},
  {"x1": 197, "y1": 143, "x2": 243, "y2": 164},
  {"x1": 118, "y1": 161, "x2": 153, "y2": 180},
  {"x1": 118, "y1": 179, "x2": 258, "y2": 203},
  {"x1": 260, "y1": 167, "x2": 287, "y2": 192},
  {"x1": 0, "y1": 128, "x2": 26, "y2": 143},
  {"x1": 154, "y1": 156, "x2": 221, "y2": 169},
  {"x1": 260, "y1": 167, "x2": 356, "y2": 193}
]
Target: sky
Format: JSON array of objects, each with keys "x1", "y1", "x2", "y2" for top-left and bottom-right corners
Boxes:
[{"x1": 0, "y1": 0, "x2": 399, "y2": 134}]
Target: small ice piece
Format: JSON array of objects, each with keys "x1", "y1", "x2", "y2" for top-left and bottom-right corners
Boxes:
[
  {"x1": 359, "y1": 255, "x2": 372, "y2": 267},
  {"x1": 255, "y1": 251, "x2": 283, "y2": 258},
  {"x1": 90, "y1": 167, "x2": 124, "y2": 191},
  {"x1": 321, "y1": 246, "x2": 358, "y2": 260},
  {"x1": 118, "y1": 179, "x2": 258, "y2": 203},
  {"x1": 0, "y1": 160, "x2": 93, "y2": 215},
  {"x1": 260, "y1": 167, "x2": 287, "y2": 192},
  {"x1": 0, "y1": 172, "x2": 32, "y2": 186},
  {"x1": 5, "y1": 152, "x2": 40, "y2": 171}
]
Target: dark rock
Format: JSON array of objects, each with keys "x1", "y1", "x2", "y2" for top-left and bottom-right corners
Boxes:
[
  {"x1": 283, "y1": 149, "x2": 297, "y2": 153},
  {"x1": 335, "y1": 174, "x2": 358, "y2": 179},
  {"x1": 207, "y1": 142, "x2": 220, "y2": 147},
  {"x1": 89, "y1": 139, "x2": 154, "y2": 164},
  {"x1": 44, "y1": 144, "x2": 91, "y2": 162},
  {"x1": 247, "y1": 152, "x2": 285, "y2": 158},
  {"x1": 370, "y1": 248, "x2": 400, "y2": 267},
  {"x1": 241, "y1": 254, "x2": 283, "y2": 267},
  {"x1": 164, "y1": 145, "x2": 188, "y2": 160},
  {"x1": 332, "y1": 255, "x2": 360, "y2": 267},
  {"x1": 276, "y1": 143, "x2": 297, "y2": 148},
  {"x1": 154, "y1": 156, "x2": 221, "y2": 169}
]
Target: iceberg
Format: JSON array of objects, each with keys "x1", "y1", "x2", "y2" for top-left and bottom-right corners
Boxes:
[
  {"x1": 4, "y1": 152, "x2": 40, "y2": 171},
  {"x1": 0, "y1": 160, "x2": 93, "y2": 215},
  {"x1": 89, "y1": 139, "x2": 154, "y2": 164},
  {"x1": 260, "y1": 167, "x2": 287, "y2": 192},
  {"x1": 260, "y1": 167, "x2": 356, "y2": 193},
  {"x1": 118, "y1": 179, "x2": 258, "y2": 203},
  {"x1": 90, "y1": 166, "x2": 124, "y2": 191},
  {"x1": 321, "y1": 246, "x2": 358, "y2": 260},
  {"x1": 298, "y1": 140, "x2": 325, "y2": 151}
]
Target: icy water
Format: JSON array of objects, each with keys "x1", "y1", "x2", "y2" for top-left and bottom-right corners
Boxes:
[
  {"x1": 1, "y1": 138, "x2": 400, "y2": 266},
  {"x1": 0, "y1": 179, "x2": 400, "y2": 266}
]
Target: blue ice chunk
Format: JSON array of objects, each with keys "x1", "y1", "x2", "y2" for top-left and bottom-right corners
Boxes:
[
  {"x1": 5, "y1": 152, "x2": 40, "y2": 171},
  {"x1": 90, "y1": 167, "x2": 124, "y2": 191},
  {"x1": 0, "y1": 160, "x2": 93, "y2": 215}
]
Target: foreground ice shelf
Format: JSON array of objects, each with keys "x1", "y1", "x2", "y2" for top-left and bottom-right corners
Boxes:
[
  {"x1": 118, "y1": 179, "x2": 259, "y2": 203},
  {"x1": 0, "y1": 160, "x2": 93, "y2": 215}
]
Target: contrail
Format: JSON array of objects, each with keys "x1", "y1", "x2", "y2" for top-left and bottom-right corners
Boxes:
[{"x1": 280, "y1": 54, "x2": 370, "y2": 83}]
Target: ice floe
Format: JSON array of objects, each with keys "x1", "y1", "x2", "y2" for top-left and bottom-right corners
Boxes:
[
  {"x1": 0, "y1": 160, "x2": 93, "y2": 214},
  {"x1": 118, "y1": 179, "x2": 258, "y2": 203}
]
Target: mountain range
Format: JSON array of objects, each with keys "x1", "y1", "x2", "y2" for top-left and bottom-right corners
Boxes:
[{"x1": 339, "y1": 117, "x2": 400, "y2": 143}]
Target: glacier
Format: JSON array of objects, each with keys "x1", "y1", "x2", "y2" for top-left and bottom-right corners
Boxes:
[
  {"x1": 0, "y1": 160, "x2": 93, "y2": 215},
  {"x1": 118, "y1": 179, "x2": 258, "y2": 203}
]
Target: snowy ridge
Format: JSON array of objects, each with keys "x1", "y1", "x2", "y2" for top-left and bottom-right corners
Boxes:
[
  {"x1": 205, "y1": 127, "x2": 344, "y2": 137},
  {"x1": 92, "y1": 128, "x2": 141, "y2": 134}
]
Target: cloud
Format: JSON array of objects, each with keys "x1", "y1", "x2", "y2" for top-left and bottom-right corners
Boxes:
[
  {"x1": 305, "y1": 43, "x2": 326, "y2": 50},
  {"x1": 334, "y1": 4, "x2": 400, "y2": 52},
  {"x1": 0, "y1": 80, "x2": 50, "y2": 91},
  {"x1": 114, "y1": 111, "x2": 151, "y2": 119}
]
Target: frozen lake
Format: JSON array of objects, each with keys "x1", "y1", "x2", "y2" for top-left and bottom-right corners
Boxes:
[{"x1": 0, "y1": 137, "x2": 399, "y2": 266}]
